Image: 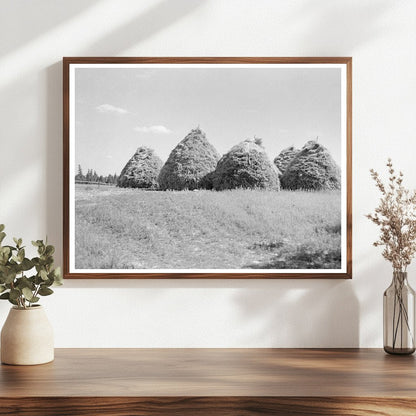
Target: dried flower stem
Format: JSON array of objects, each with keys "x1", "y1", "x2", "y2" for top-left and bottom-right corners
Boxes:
[{"x1": 366, "y1": 159, "x2": 416, "y2": 272}]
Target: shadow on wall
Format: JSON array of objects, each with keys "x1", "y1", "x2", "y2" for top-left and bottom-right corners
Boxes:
[
  {"x1": 355, "y1": 248, "x2": 393, "y2": 348},
  {"x1": 46, "y1": 62, "x2": 64, "y2": 264},
  {"x1": 82, "y1": 0, "x2": 205, "y2": 55},
  {"x1": 289, "y1": 0, "x2": 393, "y2": 53},
  {"x1": 0, "y1": 0, "x2": 101, "y2": 56},
  {"x1": 59, "y1": 277, "x2": 359, "y2": 348},
  {"x1": 233, "y1": 279, "x2": 359, "y2": 347},
  {"x1": 44, "y1": 0, "x2": 205, "y2": 264},
  {"x1": 0, "y1": 0, "x2": 204, "y2": 325}
]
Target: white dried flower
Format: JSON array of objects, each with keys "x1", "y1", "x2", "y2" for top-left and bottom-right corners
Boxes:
[{"x1": 367, "y1": 159, "x2": 416, "y2": 272}]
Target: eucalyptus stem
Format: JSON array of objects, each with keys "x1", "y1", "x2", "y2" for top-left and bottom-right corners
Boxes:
[{"x1": 0, "y1": 225, "x2": 62, "y2": 309}]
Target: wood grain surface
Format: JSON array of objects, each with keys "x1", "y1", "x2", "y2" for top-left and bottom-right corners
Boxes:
[
  {"x1": 0, "y1": 348, "x2": 415, "y2": 415},
  {"x1": 1, "y1": 397, "x2": 416, "y2": 416}
]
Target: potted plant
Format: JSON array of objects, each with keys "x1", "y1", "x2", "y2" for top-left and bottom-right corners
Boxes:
[
  {"x1": 367, "y1": 159, "x2": 416, "y2": 354},
  {"x1": 0, "y1": 224, "x2": 62, "y2": 365}
]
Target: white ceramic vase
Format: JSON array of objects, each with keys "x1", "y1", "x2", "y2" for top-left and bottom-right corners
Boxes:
[{"x1": 1, "y1": 305, "x2": 54, "y2": 365}]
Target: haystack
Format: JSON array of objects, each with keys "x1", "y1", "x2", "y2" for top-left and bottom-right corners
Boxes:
[
  {"x1": 274, "y1": 146, "x2": 300, "y2": 177},
  {"x1": 158, "y1": 128, "x2": 220, "y2": 190},
  {"x1": 212, "y1": 138, "x2": 280, "y2": 191},
  {"x1": 280, "y1": 140, "x2": 341, "y2": 190},
  {"x1": 117, "y1": 146, "x2": 163, "y2": 189}
]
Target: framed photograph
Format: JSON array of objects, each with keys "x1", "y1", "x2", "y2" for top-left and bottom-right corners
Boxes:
[{"x1": 63, "y1": 57, "x2": 352, "y2": 279}]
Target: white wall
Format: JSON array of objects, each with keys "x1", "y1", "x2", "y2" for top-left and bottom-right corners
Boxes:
[{"x1": 1, "y1": 0, "x2": 415, "y2": 347}]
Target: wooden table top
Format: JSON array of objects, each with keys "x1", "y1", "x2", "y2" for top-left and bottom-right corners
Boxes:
[{"x1": 1, "y1": 348, "x2": 415, "y2": 398}]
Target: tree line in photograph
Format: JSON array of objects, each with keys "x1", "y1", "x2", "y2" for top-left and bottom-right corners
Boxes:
[
  {"x1": 76, "y1": 127, "x2": 341, "y2": 192},
  {"x1": 75, "y1": 166, "x2": 119, "y2": 186}
]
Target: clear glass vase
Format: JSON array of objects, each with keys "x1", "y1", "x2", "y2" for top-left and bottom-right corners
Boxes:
[{"x1": 383, "y1": 271, "x2": 415, "y2": 355}]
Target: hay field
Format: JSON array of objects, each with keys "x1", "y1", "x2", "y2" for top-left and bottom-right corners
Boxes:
[{"x1": 75, "y1": 185, "x2": 341, "y2": 270}]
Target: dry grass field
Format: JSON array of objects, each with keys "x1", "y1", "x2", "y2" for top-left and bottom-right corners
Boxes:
[{"x1": 75, "y1": 185, "x2": 341, "y2": 270}]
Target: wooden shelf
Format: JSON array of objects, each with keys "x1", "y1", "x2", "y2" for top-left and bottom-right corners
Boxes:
[{"x1": 1, "y1": 348, "x2": 415, "y2": 415}]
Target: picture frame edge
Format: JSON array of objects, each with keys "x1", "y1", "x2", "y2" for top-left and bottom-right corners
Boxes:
[{"x1": 62, "y1": 57, "x2": 353, "y2": 280}]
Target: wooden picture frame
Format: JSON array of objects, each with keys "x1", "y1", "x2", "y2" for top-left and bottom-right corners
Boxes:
[{"x1": 63, "y1": 57, "x2": 352, "y2": 279}]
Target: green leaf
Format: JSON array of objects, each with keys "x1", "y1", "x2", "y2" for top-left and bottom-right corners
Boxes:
[
  {"x1": 8, "y1": 297, "x2": 18, "y2": 306},
  {"x1": 39, "y1": 269, "x2": 48, "y2": 281},
  {"x1": 20, "y1": 258, "x2": 33, "y2": 271},
  {"x1": 31, "y1": 257, "x2": 40, "y2": 266},
  {"x1": 32, "y1": 240, "x2": 43, "y2": 247},
  {"x1": 17, "y1": 248, "x2": 25, "y2": 263},
  {"x1": 21, "y1": 287, "x2": 33, "y2": 298},
  {"x1": 0, "y1": 224, "x2": 5, "y2": 232},
  {"x1": 9, "y1": 288, "x2": 21, "y2": 301},
  {"x1": 3, "y1": 271, "x2": 16, "y2": 284},
  {"x1": 52, "y1": 267, "x2": 63, "y2": 285},
  {"x1": 3, "y1": 245, "x2": 16, "y2": 251},
  {"x1": 0, "y1": 232, "x2": 6, "y2": 244},
  {"x1": 45, "y1": 245, "x2": 55, "y2": 256},
  {"x1": 22, "y1": 287, "x2": 34, "y2": 301},
  {"x1": 17, "y1": 276, "x2": 35, "y2": 290},
  {"x1": 0, "y1": 285, "x2": 6, "y2": 293},
  {"x1": 34, "y1": 274, "x2": 43, "y2": 285},
  {"x1": 0, "y1": 246, "x2": 10, "y2": 255},
  {"x1": 0, "y1": 291, "x2": 17, "y2": 306},
  {"x1": 38, "y1": 287, "x2": 53, "y2": 296},
  {"x1": 43, "y1": 256, "x2": 54, "y2": 266},
  {"x1": 42, "y1": 275, "x2": 54, "y2": 287}
]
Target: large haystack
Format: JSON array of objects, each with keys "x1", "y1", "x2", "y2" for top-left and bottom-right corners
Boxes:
[
  {"x1": 213, "y1": 138, "x2": 280, "y2": 191},
  {"x1": 280, "y1": 140, "x2": 341, "y2": 190},
  {"x1": 117, "y1": 146, "x2": 163, "y2": 189},
  {"x1": 274, "y1": 146, "x2": 300, "y2": 177},
  {"x1": 158, "y1": 128, "x2": 220, "y2": 190}
]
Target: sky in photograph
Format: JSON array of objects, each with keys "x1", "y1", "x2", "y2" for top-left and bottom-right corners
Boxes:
[{"x1": 74, "y1": 65, "x2": 342, "y2": 176}]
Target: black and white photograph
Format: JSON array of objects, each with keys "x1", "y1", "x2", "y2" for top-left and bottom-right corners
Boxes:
[{"x1": 64, "y1": 58, "x2": 352, "y2": 278}]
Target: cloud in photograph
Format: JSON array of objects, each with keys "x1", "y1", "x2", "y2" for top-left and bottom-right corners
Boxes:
[
  {"x1": 96, "y1": 104, "x2": 129, "y2": 114},
  {"x1": 134, "y1": 125, "x2": 172, "y2": 134}
]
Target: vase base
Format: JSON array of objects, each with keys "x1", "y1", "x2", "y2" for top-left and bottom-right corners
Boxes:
[
  {"x1": 1, "y1": 358, "x2": 54, "y2": 366},
  {"x1": 384, "y1": 346, "x2": 415, "y2": 355}
]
